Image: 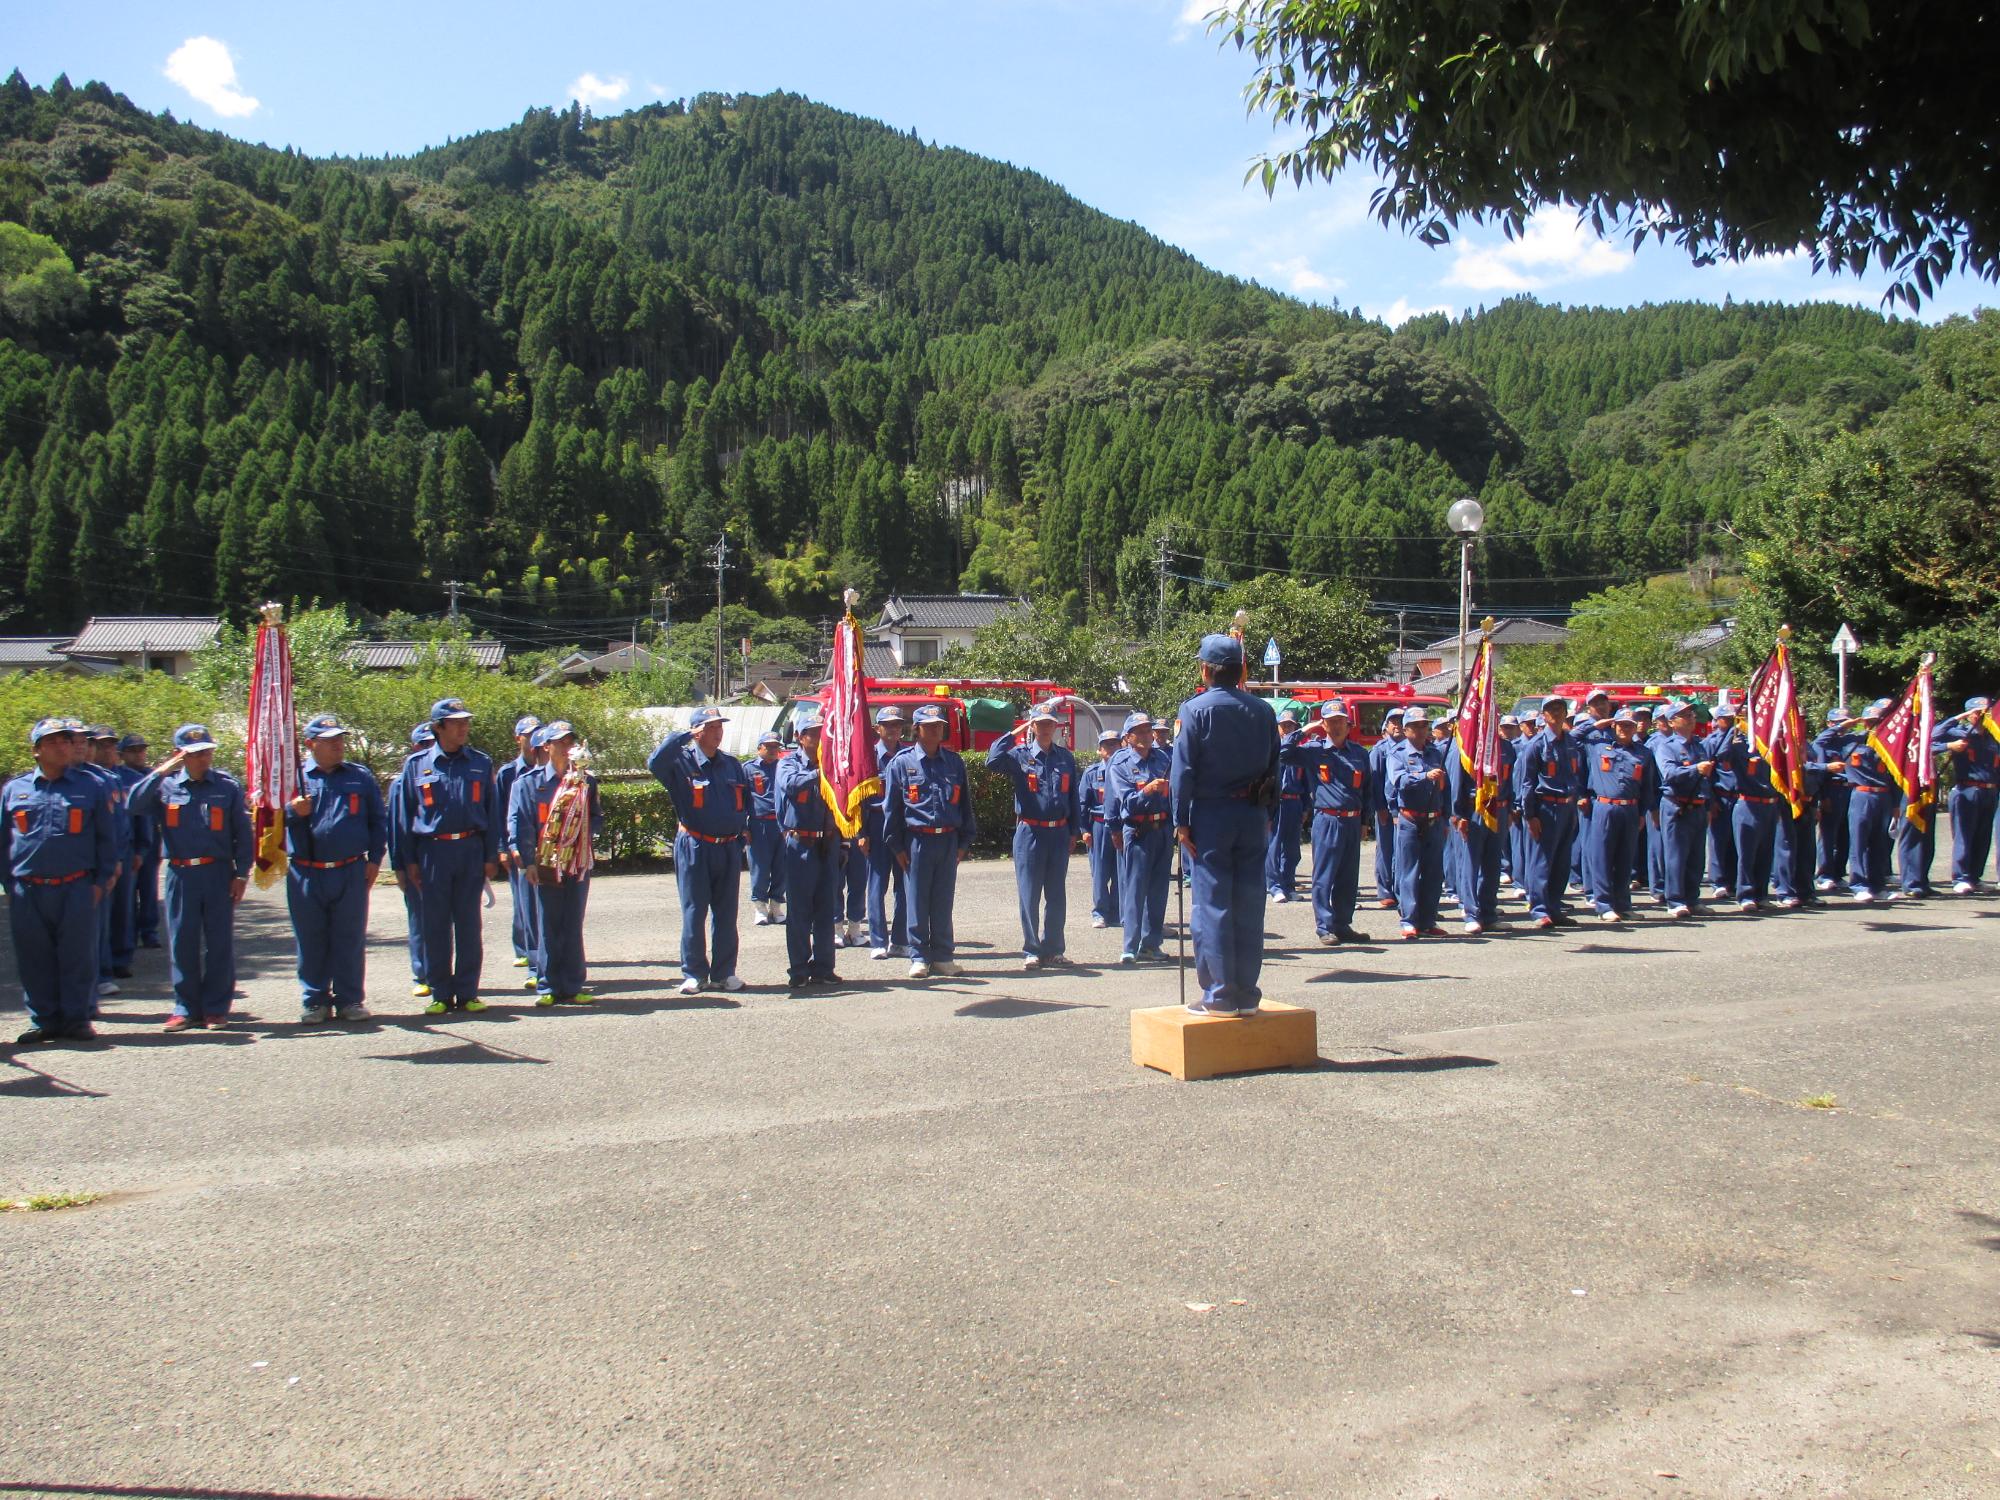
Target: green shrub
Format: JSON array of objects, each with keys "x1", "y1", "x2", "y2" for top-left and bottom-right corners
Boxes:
[{"x1": 592, "y1": 778, "x2": 678, "y2": 867}]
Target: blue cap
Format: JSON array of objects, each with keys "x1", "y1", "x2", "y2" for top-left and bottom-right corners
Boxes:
[
  {"x1": 758, "y1": 730, "x2": 782, "y2": 746},
  {"x1": 514, "y1": 715, "x2": 542, "y2": 738},
  {"x1": 910, "y1": 705, "x2": 946, "y2": 726},
  {"x1": 1319, "y1": 699, "x2": 1350, "y2": 721},
  {"x1": 1966, "y1": 696, "x2": 1991, "y2": 714},
  {"x1": 532, "y1": 720, "x2": 576, "y2": 749},
  {"x1": 173, "y1": 723, "x2": 218, "y2": 752},
  {"x1": 1612, "y1": 708, "x2": 1637, "y2": 724},
  {"x1": 1711, "y1": 699, "x2": 1738, "y2": 719},
  {"x1": 1498, "y1": 714, "x2": 1518, "y2": 728},
  {"x1": 408, "y1": 722, "x2": 436, "y2": 747},
  {"x1": 1630, "y1": 703, "x2": 1656, "y2": 716},
  {"x1": 1861, "y1": 697, "x2": 1892, "y2": 720},
  {"x1": 1825, "y1": 707, "x2": 1847, "y2": 725},
  {"x1": 302, "y1": 714, "x2": 348, "y2": 741},
  {"x1": 1585, "y1": 686, "x2": 1613, "y2": 704},
  {"x1": 1197, "y1": 633, "x2": 1244, "y2": 667},
  {"x1": 84, "y1": 724, "x2": 115, "y2": 741},
  {"x1": 1121, "y1": 710, "x2": 1151, "y2": 734},
  {"x1": 117, "y1": 732, "x2": 148, "y2": 751},
  {"x1": 429, "y1": 697, "x2": 472, "y2": 723},
  {"x1": 1403, "y1": 709, "x2": 1430, "y2": 726},
  {"x1": 1028, "y1": 702, "x2": 1060, "y2": 723},
  {"x1": 1662, "y1": 699, "x2": 1693, "y2": 717},
  {"x1": 1152, "y1": 716, "x2": 1171, "y2": 731},
  {"x1": 689, "y1": 706, "x2": 729, "y2": 728},
  {"x1": 29, "y1": 716, "x2": 72, "y2": 745},
  {"x1": 874, "y1": 705, "x2": 907, "y2": 724},
  {"x1": 1097, "y1": 726, "x2": 1120, "y2": 743},
  {"x1": 794, "y1": 711, "x2": 822, "y2": 734}
]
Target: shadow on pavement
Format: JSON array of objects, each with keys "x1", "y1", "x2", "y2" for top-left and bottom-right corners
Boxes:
[
  {"x1": 1315, "y1": 1054, "x2": 1497, "y2": 1074},
  {"x1": 0, "y1": 1058, "x2": 107, "y2": 1098},
  {"x1": 1306, "y1": 969, "x2": 1464, "y2": 985},
  {"x1": 1861, "y1": 921, "x2": 1958, "y2": 933},
  {"x1": 1566, "y1": 943, "x2": 1699, "y2": 956},
  {"x1": 364, "y1": 1033, "x2": 550, "y2": 1066},
  {"x1": 1956, "y1": 1209, "x2": 2000, "y2": 1253},
  {"x1": 954, "y1": 998, "x2": 1105, "y2": 1020}
]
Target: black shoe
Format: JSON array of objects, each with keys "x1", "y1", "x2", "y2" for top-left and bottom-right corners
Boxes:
[
  {"x1": 15, "y1": 1027, "x2": 54, "y2": 1045},
  {"x1": 111, "y1": 967, "x2": 133, "y2": 979},
  {"x1": 1335, "y1": 927, "x2": 1368, "y2": 944},
  {"x1": 62, "y1": 1022, "x2": 98, "y2": 1040},
  {"x1": 787, "y1": 978, "x2": 812, "y2": 994}
]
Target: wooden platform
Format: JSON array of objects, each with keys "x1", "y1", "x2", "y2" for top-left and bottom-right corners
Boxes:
[{"x1": 1130, "y1": 1001, "x2": 1319, "y2": 1081}]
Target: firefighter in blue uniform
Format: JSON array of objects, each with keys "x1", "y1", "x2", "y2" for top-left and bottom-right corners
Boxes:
[
  {"x1": 861, "y1": 706, "x2": 910, "y2": 959},
  {"x1": 85, "y1": 726, "x2": 139, "y2": 988},
  {"x1": 1265, "y1": 706, "x2": 1307, "y2": 903},
  {"x1": 1448, "y1": 705, "x2": 1516, "y2": 935},
  {"x1": 1629, "y1": 704, "x2": 1656, "y2": 896},
  {"x1": 512, "y1": 721, "x2": 604, "y2": 1005},
  {"x1": 391, "y1": 698, "x2": 500, "y2": 1014},
  {"x1": 495, "y1": 715, "x2": 542, "y2": 983},
  {"x1": 1653, "y1": 701, "x2": 1714, "y2": 919},
  {"x1": 129, "y1": 724, "x2": 254, "y2": 1031},
  {"x1": 1568, "y1": 689, "x2": 1614, "y2": 896},
  {"x1": 746, "y1": 731, "x2": 787, "y2": 925},
  {"x1": 1642, "y1": 711, "x2": 1671, "y2": 903},
  {"x1": 1080, "y1": 726, "x2": 1122, "y2": 930},
  {"x1": 71, "y1": 728, "x2": 128, "y2": 1009},
  {"x1": 1517, "y1": 698, "x2": 1587, "y2": 928},
  {"x1": 3, "y1": 718, "x2": 116, "y2": 1044},
  {"x1": 1106, "y1": 710, "x2": 1173, "y2": 965},
  {"x1": 1496, "y1": 716, "x2": 1522, "y2": 888},
  {"x1": 119, "y1": 732, "x2": 163, "y2": 949},
  {"x1": 285, "y1": 714, "x2": 387, "y2": 1023},
  {"x1": 986, "y1": 704, "x2": 1082, "y2": 970},
  {"x1": 1171, "y1": 634, "x2": 1279, "y2": 1015},
  {"x1": 1367, "y1": 706, "x2": 1405, "y2": 908},
  {"x1": 1704, "y1": 701, "x2": 1743, "y2": 899},
  {"x1": 1774, "y1": 732, "x2": 1829, "y2": 910},
  {"x1": 1842, "y1": 698, "x2": 1898, "y2": 902},
  {"x1": 881, "y1": 703, "x2": 977, "y2": 980},
  {"x1": 1714, "y1": 715, "x2": 1785, "y2": 912},
  {"x1": 385, "y1": 721, "x2": 435, "y2": 997},
  {"x1": 1583, "y1": 710, "x2": 1651, "y2": 922},
  {"x1": 1386, "y1": 709, "x2": 1450, "y2": 940},
  {"x1": 775, "y1": 715, "x2": 841, "y2": 991},
  {"x1": 1934, "y1": 697, "x2": 1998, "y2": 892},
  {"x1": 648, "y1": 706, "x2": 750, "y2": 996},
  {"x1": 1284, "y1": 699, "x2": 1372, "y2": 944},
  {"x1": 1812, "y1": 708, "x2": 1856, "y2": 892},
  {"x1": 1895, "y1": 742, "x2": 1939, "y2": 899}
]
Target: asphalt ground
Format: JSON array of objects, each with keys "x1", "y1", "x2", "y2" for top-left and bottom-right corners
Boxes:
[{"x1": 3, "y1": 855, "x2": 1998, "y2": 1500}]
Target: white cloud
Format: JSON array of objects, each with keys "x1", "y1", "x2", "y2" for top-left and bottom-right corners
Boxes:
[
  {"x1": 1444, "y1": 210, "x2": 1633, "y2": 292},
  {"x1": 163, "y1": 36, "x2": 260, "y2": 119},
  {"x1": 569, "y1": 72, "x2": 630, "y2": 107},
  {"x1": 1370, "y1": 297, "x2": 1453, "y2": 328},
  {"x1": 1172, "y1": 0, "x2": 1222, "y2": 40},
  {"x1": 647, "y1": 80, "x2": 669, "y2": 99},
  {"x1": 1268, "y1": 255, "x2": 1342, "y2": 294}
]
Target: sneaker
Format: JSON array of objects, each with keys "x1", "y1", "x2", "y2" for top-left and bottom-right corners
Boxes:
[
  {"x1": 871, "y1": 946, "x2": 890, "y2": 960},
  {"x1": 1952, "y1": 880, "x2": 1974, "y2": 895},
  {"x1": 678, "y1": 977, "x2": 703, "y2": 996},
  {"x1": 1371, "y1": 898, "x2": 1397, "y2": 909},
  {"x1": 752, "y1": 908, "x2": 771, "y2": 926},
  {"x1": 1775, "y1": 897, "x2": 1801, "y2": 910},
  {"x1": 412, "y1": 982, "x2": 432, "y2": 998},
  {"x1": 523, "y1": 975, "x2": 540, "y2": 991},
  {"x1": 203, "y1": 1015, "x2": 229, "y2": 1030},
  {"x1": 1090, "y1": 915, "x2": 1107, "y2": 928},
  {"x1": 773, "y1": 904, "x2": 786, "y2": 922},
  {"x1": 15, "y1": 1027, "x2": 53, "y2": 1044},
  {"x1": 301, "y1": 1005, "x2": 331, "y2": 1024},
  {"x1": 1498, "y1": 874, "x2": 1514, "y2": 887},
  {"x1": 571, "y1": 991, "x2": 595, "y2": 1004},
  {"x1": 461, "y1": 998, "x2": 487, "y2": 1013},
  {"x1": 1598, "y1": 910, "x2": 1620, "y2": 924},
  {"x1": 1400, "y1": 924, "x2": 1419, "y2": 941},
  {"x1": 934, "y1": 960, "x2": 963, "y2": 976},
  {"x1": 1711, "y1": 885, "x2": 1730, "y2": 902},
  {"x1": 1885, "y1": 889, "x2": 1908, "y2": 902},
  {"x1": 908, "y1": 961, "x2": 931, "y2": 979},
  {"x1": 1119, "y1": 952, "x2": 1138, "y2": 967},
  {"x1": 1183, "y1": 1000, "x2": 1242, "y2": 1017},
  {"x1": 1318, "y1": 930, "x2": 1338, "y2": 946},
  {"x1": 1270, "y1": 891, "x2": 1289, "y2": 905},
  {"x1": 1851, "y1": 889, "x2": 1873, "y2": 904},
  {"x1": 720, "y1": 975, "x2": 745, "y2": 992},
  {"x1": 337, "y1": 1004, "x2": 370, "y2": 1021},
  {"x1": 1421, "y1": 926, "x2": 1448, "y2": 937},
  {"x1": 536, "y1": 993, "x2": 556, "y2": 1007},
  {"x1": 1335, "y1": 928, "x2": 1368, "y2": 944},
  {"x1": 1533, "y1": 915, "x2": 1554, "y2": 930},
  {"x1": 849, "y1": 922, "x2": 865, "y2": 944},
  {"x1": 1814, "y1": 877, "x2": 1837, "y2": 892},
  {"x1": 1668, "y1": 904, "x2": 1692, "y2": 920},
  {"x1": 512, "y1": 956, "x2": 530, "y2": 969},
  {"x1": 1738, "y1": 900, "x2": 1758, "y2": 914},
  {"x1": 423, "y1": 999, "x2": 448, "y2": 1015},
  {"x1": 1022, "y1": 955, "x2": 1042, "y2": 971},
  {"x1": 1464, "y1": 920, "x2": 1484, "y2": 935},
  {"x1": 832, "y1": 929, "x2": 846, "y2": 949},
  {"x1": 97, "y1": 980, "x2": 119, "y2": 997}
]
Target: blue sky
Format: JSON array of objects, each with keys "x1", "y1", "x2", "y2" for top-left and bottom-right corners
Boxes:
[{"x1": 12, "y1": 0, "x2": 1992, "y2": 325}]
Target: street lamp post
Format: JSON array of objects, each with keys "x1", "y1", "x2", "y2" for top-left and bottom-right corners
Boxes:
[{"x1": 1446, "y1": 497, "x2": 1485, "y2": 704}]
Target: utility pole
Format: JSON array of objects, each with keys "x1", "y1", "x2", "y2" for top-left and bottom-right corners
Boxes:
[
  {"x1": 443, "y1": 579, "x2": 468, "y2": 622},
  {"x1": 1396, "y1": 609, "x2": 1408, "y2": 683},
  {"x1": 709, "y1": 532, "x2": 729, "y2": 701},
  {"x1": 1155, "y1": 532, "x2": 1170, "y2": 624}
]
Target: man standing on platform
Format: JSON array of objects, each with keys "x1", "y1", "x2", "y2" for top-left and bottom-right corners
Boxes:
[
  {"x1": 861, "y1": 706, "x2": 909, "y2": 960},
  {"x1": 495, "y1": 716, "x2": 542, "y2": 983},
  {"x1": 1387, "y1": 710, "x2": 1450, "y2": 940},
  {"x1": 1171, "y1": 634, "x2": 1279, "y2": 1016},
  {"x1": 392, "y1": 698, "x2": 500, "y2": 1015},
  {"x1": 648, "y1": 706, "x2": 750, "y2": 996},
  {"x1": 1265, "y1": 706, "x2": 1306, "y2": 903},
  {"x1": 1285, "y1": 699, "x2": 1371, "y2": 945},
  {"x1": 1367, "y1": 706, "x2": 1406, "y2": 909},
  {"x1": 3, "y1": 719, "x2": 115, "y2": 1044},
  {"x1": 1080, "y1": 726, "x2": 1122, "y2": 931},
  {"x1": 986, "y1": 703, "x2": 1082, "y2": 970},
  {"x1": 285, "y1": 714, "x2": 386, "y2": 1023},
  {"x1": 1106, "y1": 711, "x2": 1173, "y2": 966},
  {"x1": 1934, "y1": 697, "x2": 1998, "y2": 892},
  {"x1": 128, "y1": 724, "x2": 254, "y2": 1031},
  {"x1": 386, "y1": 722, "x2": 435, "y2": 998},
  {"x1": 119, "y1": 732, "x2": 162, "y2": 950},
  {"x1": 1518, "y1": 697, "x2": 1587, "y2": 929},
  {"x1": 882, "y1": 703, "x2": 976, "y2": 980},
  {"x1": 746, "y1": 731, "x2": 787, "y2": 925},
  {"x1": 1654, "y1": 701, "x2": 1714, "y2": 919},
  {"x1": 775, "y1": 715, "x2": 841, "y2": 991}
]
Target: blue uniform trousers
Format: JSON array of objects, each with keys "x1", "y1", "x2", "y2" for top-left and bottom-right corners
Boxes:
[
  {"x1": 1707, "y1": 797, "x2": 1739, "y2": 892},
  {"x1": 1949, "y1": 787, "x2": 1995, "y2": 885},
  {"x1": 508, "y1": 863, "x2": 540, "y2": 964},
  {"x1": 10, "y1": 878, "x2": 98, "y2": 1032},
  {"x1": 865, "y1": 836, "x2": 908, "y2": 951},
  {"x1": 414, "y1": 838, "x2": 485, "y2": 1004},
  {"x1": 1631, "y1": 818, "x2": 1650, "y2": 894},
  {"x1": 1393, "y1": 812, "x2": 1445, "y2": 930},
  {"x1": 675, "y1": 832, "x2": 742, "y2": 985},
  {"x1": 1816, "y1": 790, "x2": 1851, "y2": 884},
  {"x1": 1897, "y1": 812, "x2": 1935, "y2": 894},
  {"x1": 1588, "y1": 806, "x2": 1639, "y2": 916},
  {"x1": 534, "y1": 872, "x2": 590, "y2": 997},
  {"x1": 134, "y1": 848, "x2": 162, "y2": 945},
  {"x1": 1012, "y1": 823, "x2": 1071, "y2": 959},
  {"x1": 104, "y1": 861, "x2": 136, "y2": 970},
  {"x1": 164, "y1": 863, "x2": 235, "y2": 1020},
  {"x1": 1117, "y1": 823, "x2": 1172, "y2": 957},
  {"x1": 842, "y1": 840, "x2": 866, "y2": 922},
  {"x1": 1086, "y1": 819, "x2": 1120, "y2": 925},
  {"x1": 1461, "y1": 812, "x2": 1507, "y2": 926},
  {"x1": 905, "y1": 831, "x2": 960, "y2": 966},
  {"x1": 1524, "y1": 804, "x2": 1579, "y2": 919},
  {"x1": 748, "y1": 817, "x2": 785, "y2": 904},
  {"x1": 1773, "y1": 811, "x2": 1811, "y2": 902},
  {"x1": 1510, "y1": 813, "x2": 1530, "y2": 892},
  {"x1": 1265, "y1": 796, "x2": 1303, "y2": 896},
  {"x1": 401, "y1": 881, "x2": 424, "y2": 980},
  {"x1": 1371, "y1": 814, "x2": 1397, "y2": 901},
  {"x1": 1308, "y1": 809, "x2": 1362, "y2": 936},
  {"x1": 1647, "y1": 812, "x2": 1667, "y2": 898},
  {"x1": 782, "y1": 835, "x2": 839, "y2": 982},
  {"x1": 1189, "y1": 800, "x2": 1267, "y2": 1009},
  {"x1": 1573, "y1": 808, "x2": 1594, "y2": 895},
  {"x1": 1731, "y1": 799, "x2": 1778, "y2": 903},
  {"x1": 286, "y1": 862, "x2": 369, "y2": 1012},
  {"x1": 1661, "y1": 803, "x2": 1707, "y2": 909},
  {"x1": 1846, "y1": 790, "x2": 1895, "y2": 895}
]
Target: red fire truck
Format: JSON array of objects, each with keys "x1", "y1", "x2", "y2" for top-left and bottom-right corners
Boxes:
[
  {"x1": 1512, "y1": 680, "x2": 1728, "y2": 722},
  {"x1": 1254, "y1": 681, "x2": 1454, "y2": 747},
  {"x1": 781, "y1": 679, "x2": 1109, "y2": 751}
]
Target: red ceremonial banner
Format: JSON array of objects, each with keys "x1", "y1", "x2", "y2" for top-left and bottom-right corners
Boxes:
[
  {"x1": 1454, "y1": 637, "x2": 1502, "y2": 830},
  {"x1": 1744, "y1": 635, "x2": 1809, "y2": 818},
  {"x1": 818, "y1": 607, "x2": 880, "y2": 838},
  {"x1": 1868, "y1": 659, "x2": 1937, "y2": 832},
  {"x1": 244, "y1": 606, "x2": 298, "y2": 884}
]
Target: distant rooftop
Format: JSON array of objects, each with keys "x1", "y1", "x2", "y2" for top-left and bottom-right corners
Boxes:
[
  {"x1": 875, "y1": 594, "x2": 1023, "y2": 632},
  {"x1": 345, "y1": 639, "x2": 508, "y2": 671},
  {"x1": 64, "y1": 615, "x2": 222, "y2": 656},
  {"x1": 0, "y1": 636, "x2": 95, "y2": 670},
  {"x1": 1418, "y1": 618, "x2": 1572, "y2": 652}
]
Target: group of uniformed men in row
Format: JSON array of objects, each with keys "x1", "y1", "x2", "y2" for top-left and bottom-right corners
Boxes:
[{"x1": 8, "y1": 631, "x2": 1993, "y2": 1039}]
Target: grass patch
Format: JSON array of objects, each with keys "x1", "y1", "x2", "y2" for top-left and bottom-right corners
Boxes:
[
  {"x1": 1797, "y1": 1093, "x2": 1839, "y2": 1111},
  {"x1": 3, "y1": 1190, "x2": 103, "y2": 1212}
]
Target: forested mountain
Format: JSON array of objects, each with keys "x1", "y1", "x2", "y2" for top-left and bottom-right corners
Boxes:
[{"x1": 0, "y1": 72, "x2": 1938, "y2": 642}]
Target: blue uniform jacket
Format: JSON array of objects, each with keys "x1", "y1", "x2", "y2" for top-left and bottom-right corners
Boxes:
[
  {"x1": 115, "y1": 764, "x2": 154, "y2": 857},
  {"x1": 1933, "y1": 716, "x2": 2000, "y2": 787},
  {"x1": 1105, "y1": 744, "x2": 1173, "y2": 832},
  {"x1": 985, "y1": 731, "x2": 1082, "y2": 832},
  {"x1": 1387, "y1": 739, "x2": 1450, "y2": 816},
  {"x1": 774, "y1": 748, "x2": 836, "y2": 837},
  {"x1": 1, "y1": 766, "x2": 116, "y2": 882},
  {"x1": 748, "y1": 755, "x2": 786, "y2": 818},
  {"x1": 1654, "y1": 735, "x2": 1712, "y2": 804},
  {"x1": 1080, "y1": 760, "x2": 1112, "y2": 827},
  {"x1": 1367, "y1": 736, "x2": 1404, "y2": 819},
  {"x1": 286, "y1": 760, "x2": 388, "y2": 865},
  {"x1": 494, "y1": 754, "x2": 536, "y2": 855},
  {"x1": 1447, "y1": 734, "x2": 1516, "y2": 821},
  {"x1": 1705, "y1": 726, "x2": 1748, "y2": 795},
  {"x1": 1169, "y1": 686, "x2": 1279, "y2": 828},
  {"x1": 648, "y1": 730, "x2": 751, "y2": 841},
  {"x1": 508, "y1": 765, "x2": 604, "y2": 866},
  {"x1": 1841, "y1": 734, "x2": 1897, "y2": 792},
  {"x1": 1282, "y1": 730, "x2": 1372, "y2": 816},
  {"x1": 1586, "y1": 740, "x2": 1654, "y2": 805},
  {"x1": 78, "y1": 762, "x2": 130, "y2": 865},
  {"x1": 881, "y1": 745, "x2": 977, "y2": 852},
  {"x1": 392, "y1": 744, "x2": 500, "y2": 863},
  {"x1": 1714, "y1": 736, "x2": 1784, "y2": 801},
  {"x1": 1518, "y1": 729, "x2": 1587, "y2": 820},
  {"x1": 128, "y1": 768, "x2": 254, "y2": 875}
]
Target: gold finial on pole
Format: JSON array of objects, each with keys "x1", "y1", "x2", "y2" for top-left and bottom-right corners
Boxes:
[
  {"x1": 259, "y1": 601, "x2": 284, "y2": 627},
  {"x1": 1778, "y1": 622, "x2": 1793, "y2": 643},
  {"x1": 1480, "y1": 615, "x2": 1497, "y2": 636},
  {"x1": 1920, "y1": 650, "x2": 1936, "y2": 668},
  {"x1": 842, "y1": 588, "x2": 860, "y2": 611}
]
